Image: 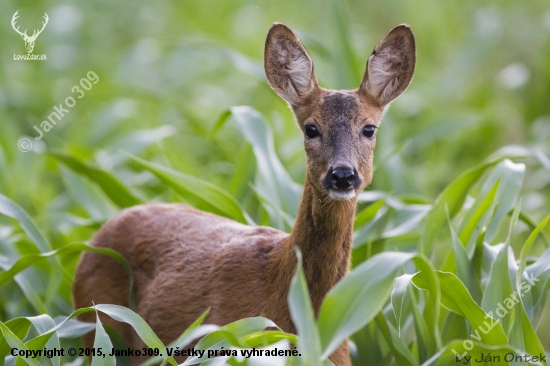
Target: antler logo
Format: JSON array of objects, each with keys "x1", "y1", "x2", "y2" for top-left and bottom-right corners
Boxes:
[{"x1": 11, "y1": 11, "x2": 49, "y2": 54}]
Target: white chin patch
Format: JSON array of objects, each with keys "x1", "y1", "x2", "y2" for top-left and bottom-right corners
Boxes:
[{"x1": 328, "y1": 189, "x2": 356, "y2": 201}]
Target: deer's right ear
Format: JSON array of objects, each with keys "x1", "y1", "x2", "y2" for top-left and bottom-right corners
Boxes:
[{"x1": 264, "y1": 23, "x2": 318, "y2": 106}]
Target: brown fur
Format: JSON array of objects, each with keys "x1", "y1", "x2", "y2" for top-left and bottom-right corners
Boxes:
[{"x1": 72, "y1": 23, "x2": 416, "y2": 365}]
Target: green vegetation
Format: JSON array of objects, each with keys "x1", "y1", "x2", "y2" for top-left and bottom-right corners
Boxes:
[{"x1": 1, "y1": 0, "x2": 549, "y2": 365}]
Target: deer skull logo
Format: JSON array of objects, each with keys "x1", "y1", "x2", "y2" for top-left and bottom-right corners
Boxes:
[{"x1": 11, "y1": 11, "x2": 49, "y2": 54}]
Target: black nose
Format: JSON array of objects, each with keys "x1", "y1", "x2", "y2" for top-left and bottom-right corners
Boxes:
[{"x1": 325, "y1": 166, "x2": 360, "y2": 190}]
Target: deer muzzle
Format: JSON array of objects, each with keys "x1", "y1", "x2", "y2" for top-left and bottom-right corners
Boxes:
[{"x1": 322, "y1": 165, "x2": 362, "y2": 200}]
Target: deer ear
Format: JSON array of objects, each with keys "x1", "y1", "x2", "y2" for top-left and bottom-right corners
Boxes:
[
  {"x1": 264, "y1": 23, "x2": 318, "y2": 106},
  {"x1": 360, "y1": 25, "x2": 416, "y2": 107}
]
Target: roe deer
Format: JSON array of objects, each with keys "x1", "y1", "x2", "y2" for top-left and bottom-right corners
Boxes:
[{"x1": 73, "y1": 23, "x2": 416, "y2": 365}]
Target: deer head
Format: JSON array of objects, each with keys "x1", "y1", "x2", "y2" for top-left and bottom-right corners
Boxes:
[
  {"x1": 12, "y1": 11, "x2": 49, "y2": 54},
  {"x1": 264, "y1": 23, "x2": 416, "y2": 201}
]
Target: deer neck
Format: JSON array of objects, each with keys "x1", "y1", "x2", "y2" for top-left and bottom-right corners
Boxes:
[{"x1": 270, "y1": 174, "x2": 356, "y2": 315}]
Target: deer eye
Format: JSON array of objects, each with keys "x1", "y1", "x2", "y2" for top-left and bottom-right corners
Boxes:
[
  {"x1": 363, "y1": 125, "x2": 376, "y2": 138},
  {"x1": 304, "y1": 125, "x2": 319, "y2": 139}
]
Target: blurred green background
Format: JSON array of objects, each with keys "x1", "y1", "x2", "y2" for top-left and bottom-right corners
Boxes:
[
  {"x1": 1, "y1": 0, "x2": 550, "y2": 361},
  {"x1": 2, "y1": 0, "x2": 549, "y2": 217}
]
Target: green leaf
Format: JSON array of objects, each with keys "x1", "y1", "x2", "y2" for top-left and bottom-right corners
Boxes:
[
  {"x1": 0, "y1": 194, "x2": 51, "y2": 252},
  {"x1": 457, "y1": 178, "x2": 500, "y2": 255},
  {"x1": 411, "y1": 256, "x2": 442, "y2": 355},
  {"x1": 250, "y1": 184, "x2": 295, "y2": 228},
  {"x1": 509, "y1": 213, "x2": 548, "y2": 365},
  {"x1": 481, "y1": 244, "x2": 514, "y2": 333},
  {"x1": 230, "y1": 106, "x2": 302, "y2": 228},
  {"x1": 91, "y1": 310, "x2": 116, "y2": 366},
  {"x1": 517, "y1": 215, "x2": 550, "y2": 292},
  {"x1": 228, "y1": 143, "x2": 256, "y2": 200},
  {"x1": 484, "y1": 160, "x2": 525, "y2": 243},
  {"x1": 182, "y1": 317, "x2": 276, "y2": 365},
  {"x1": 525, "y1": 248, "x2": 550, "y2": 325},
  {"x1": 94, "y1": 304, "x2": 166, "y2": 351},
  {"x1": 208, "y1": 109, "x2": 232, "y2": 138},
  {"x1": 288, "y1": 248, "x2": 321, "y2": 365},
  {"x1": 0, "y1": 319, "x2": 31, "y2": 362},
  {"x1": 0, "y1": 321, "x2": 40, "y2": 366},
  {"x1": 354, "y1": 199, "x2": 385, "y2": 229},
  {"x1": 450, "y1": 221, "x2": 483, "y2": 305},
  {"x1": 373, "y1": 312, "x2": 416, "y2": 366},
  {"x1": 479, "y1": 201, "x2": 522, "y2": 335},
  {"x1": 24, "y1": 315, "x2": 60, "y2": 366},
  {"x1": 141, "y1": 310, "x2": 217, "y2": 366},
  {"x1": 508, "y1": 305, "x2": 547, "y2": 366},
  {"x1": 408, "y1": 286, "x2": 432, "y2": 363},
  {"x1": 0, "y1": 194, "x2": 72, "y2": 291},
  {"x1": 0, "y1": 242, "x2": 135, "y2": 311},
  {"x1": 48, "y1": 151, "x2": 141, "y2": 208},
  {"x1": 60, "y1": 166, "x2": 118, "y2": 222},
  {"x1": 55, "y1": 318, "x2": 95, "y2": 339},
  {"x1": 318, "y1": 251, "x2": 414, "y2": 358},
  {"x1": 241, "y1": 331, "x2": 298, "y2": 348},
  {"x1": 381, "y1": 205, "x2": 431, "y2": 239},
  {"x1": 0, "y1": 243, "x2": 132, "y2": 292},
  {"x1": 126, "y1": 153, "x2": 253, "y2": 225},
  {"x1": 518, "y1": 212, "x2": 550, "y2": 248},
  {"x1": 353, "y1": 204, "x2": 389, "y2": 248},
  {"x1": 10, "y1": 273, "x2": 49, "y2": 314},
  {"x1": 390, "y1": 273, "x2": 415, "y2": 336},
  {"x1": 415, "y1": 271, "x2": 508, "y2": 346},
  {"x1": 421, "y1": 160, "x2": 500, "y2": 254},
  {"x1": 440, "y1": 312, "x2": 467, "y2": 346}
]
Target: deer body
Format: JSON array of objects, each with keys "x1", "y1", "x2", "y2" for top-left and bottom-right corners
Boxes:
[{"x1": 73, "y1": 23, "x2": 415, "y2": 366}]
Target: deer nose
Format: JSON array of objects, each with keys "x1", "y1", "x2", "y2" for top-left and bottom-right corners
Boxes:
[{"x1": 328, "y1": 166, "x2": 359, "y2": 190}]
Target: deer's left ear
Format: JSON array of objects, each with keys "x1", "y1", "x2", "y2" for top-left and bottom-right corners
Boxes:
[{"x1": 359, "y1": 25, "x2": 416, "y2": 107}]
